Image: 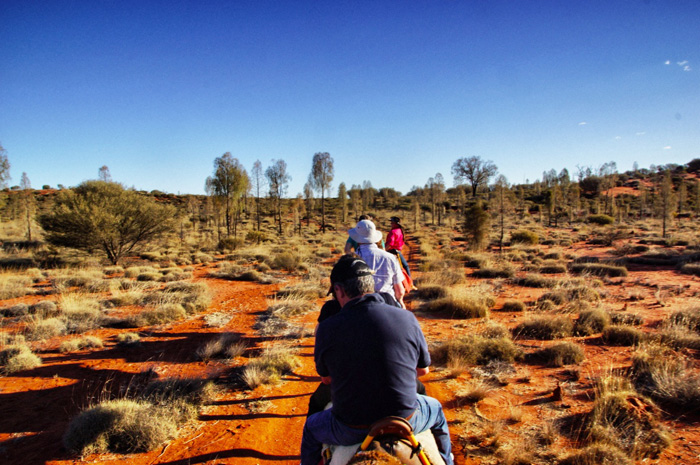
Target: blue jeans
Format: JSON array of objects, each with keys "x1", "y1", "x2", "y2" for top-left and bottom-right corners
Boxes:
[{"x1": 300, "y1": 394, "x2": 453, "y2": 465}]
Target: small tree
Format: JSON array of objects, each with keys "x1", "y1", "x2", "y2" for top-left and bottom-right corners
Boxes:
[
  {"x1": 205, "y1": 153, "x2": 249, "y2": 238},
  {"x1": 309, "y1": 152, "x2": 334, "y2": 232},
  {"x1": 266, "y1": 159, "x2": 291, "y2": 235},
  {"x1": 464, "y1": 200, "x2": 490, "y2": 251},
  {"x1": 98, "y1": 165, "x2": 112, "y2": 182},
  {"x1": 337, "y1": 183, "x2": 348, "y2": 224},
  {"x1": 451, "y1": 156, "x2": 498, "y2": 197},
  {"x1": 20, "y1": 173, "x2": 35, "y2": 240},
  {"x1": 660, "y1": 171, "x2": 674, "y2": 238},
  {"x1": 251, "y1": 160, "x2": 266, "y2": 231},
  {"x1": 39, "y1": 181, "x2": 176, "y2": 265},
  {"x1": 491, "y1": 175, "x2": 513, "y2": 253},
  {"x1": 0, "y1": 143, "x2": 10, "y2": 188}
]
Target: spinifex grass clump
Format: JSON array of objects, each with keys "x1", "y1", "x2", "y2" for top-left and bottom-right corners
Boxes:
[
  {"x1": 526, "y1": 341, "x2": 585, "y2": 367},
  {"x1": 631, "y1": 342, "x2": 700, "y2": 410},
  {"x1": 242, "y1": 344, "x2": 299, "y2": 389},
  {"x1": 419, "y1": 284, "x2": 494, "y2": 319},
  {"x1": 254, "y1": 296, "x2": 314, "y2": 337},
  {"x1": 584, "y1": 375, "x2": 671, "y2": 460},
  {"x1": 0, "y1": 273, "x2": 34, "y2": 299},
  {"x1": 574, "y1": 308, "x2": 612, "y2": 336},
  {"x1": 63, "y1": 378, "x2": 213, "y2": 455},
  {"x1": 196, "y1": 333, "x2": 248, "y2": 361},
  {"x1": 0, "y1": 339, "x2": 42, "y2": 374},
  {"x1": 569, "y1": 263, "x2": 628, "y2": 278},
  {"x1": 431, "y1": 334, "x2": 523, "y2": 368},
  {"x1": 602, "y1": 325, "x2": 644, "y2": 346},
  {"x1": 513, "y1": 273, "x2": 557, "y2": 288},
  {"x1": 59, "y1": 336, "x2": 104, "y2": 353},
  {"x1": 513, "y1": 315, "x2": 573, "y2": 340}
]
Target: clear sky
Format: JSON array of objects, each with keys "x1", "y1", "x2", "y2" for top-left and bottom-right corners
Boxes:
[{"x1": 1, "y1": 0, "x2": 698, "y2": 196}]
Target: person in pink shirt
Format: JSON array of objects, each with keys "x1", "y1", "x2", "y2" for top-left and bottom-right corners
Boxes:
[{"x1": 386, "y1": 216, "x2": 411, "y2": 279}]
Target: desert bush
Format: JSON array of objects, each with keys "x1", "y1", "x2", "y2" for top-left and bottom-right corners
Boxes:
[
  {"x1": 587, "y1": 214, "x2": 614, "y2": 225},
  {"x1": 570, "y1": 263, "x2": 628, "y2": 278},
  {"x1": 0, "y1": 342, "x2": 42, "y2": 374},
  {"x1": 526, "y1": 342, "x2": 584, "y2": 366},
  {"x1": 575, "y1": 308, "x2": 612, "y2": 336},
  {"x1": 602, "y1": 325, "x2": 643, "y2": 346},
  {"x1": 585, "y1": 375, "x2": 671, "y2": 459},
  {"x1": 500, "y1": 300, "x2": 526, "y2": 312},
  {"x1": 510, "y1": 230, "x2": 539, "y2": 245},
  {"x1": 136, "y1": 271, "x2": 161, "y2": 282},
  {"x1": 513, "y1": 315, "x2": 573, "y2": 340},
  {"x1": 431, "y1": 334, "x2": 522, "y2": 367},
  {"x1": 59, "y1": 336, "x2": 104, "y2": 353}
]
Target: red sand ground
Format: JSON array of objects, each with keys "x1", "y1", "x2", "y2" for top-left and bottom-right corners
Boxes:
[{"x1": 2, "y1": 234, "x2": 700, "y2": 464}]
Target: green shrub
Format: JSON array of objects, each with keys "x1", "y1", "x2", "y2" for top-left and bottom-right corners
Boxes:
[
  {"x1": 587, "y1": 214, "x2": 615, "y2": 225},
  {"x1": 511, "y1": 230, "x2": 539, "y2": 245}
]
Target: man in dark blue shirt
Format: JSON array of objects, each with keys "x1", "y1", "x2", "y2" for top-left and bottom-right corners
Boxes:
[{"x1": 300, "y1": 255, "x2": 452, "y2": 465}]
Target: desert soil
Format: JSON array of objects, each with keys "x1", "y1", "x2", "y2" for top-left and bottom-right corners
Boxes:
[{"x1": 1, "y1": 232, "x2": 700, "y2": 465}]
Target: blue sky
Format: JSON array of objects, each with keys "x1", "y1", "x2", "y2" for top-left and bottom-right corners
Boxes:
[{"x1": 1, "y1": 0, "x2": 698, "y2": 196}]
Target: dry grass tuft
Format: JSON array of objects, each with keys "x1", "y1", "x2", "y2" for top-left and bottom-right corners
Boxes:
[
  {"x1": 431, "y1": 334, "x2": 522, "y2": 368},
  {"x1": 242, "y1": 344, "x2": 299, "y2": 389},
  {"x1": 0, "y1": 341, "x2": 42, "y2": 373},
  {"x1": 513, "y1": 315, "x2": 573, "y2": 340},
  {"x1": 584, "y1": 375, "x2": 671, "y2": 459},
  {"x1": 526, "y1": 342, "x2": 585, "y2": 367}
]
